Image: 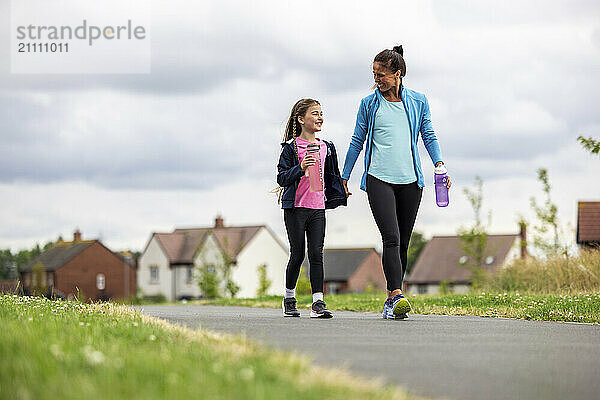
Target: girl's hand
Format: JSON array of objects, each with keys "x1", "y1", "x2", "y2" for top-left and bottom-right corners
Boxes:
[
  {"x1": 301, "y1": 155, "x2": 316, "y2": 171},
  {"x1": 342, "y1": 179, "x2": 352, "y2": 197}
]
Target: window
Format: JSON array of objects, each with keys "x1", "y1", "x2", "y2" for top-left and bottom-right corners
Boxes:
[
  {"x1": 418, "y1": 284, "x2": 427, "y2": 294},
  {"x1": 326, "y1": 282, "x2": 341, "y2": 294},
  {"x1": 96, "y1": 274, "x2": 105, "y2": 290},
  {"x1": 150, "y1": 266, "x2": 159, "y2": 283},
  {"x1": 186, "y1": 267, "x2": 193, "y2": 283}
]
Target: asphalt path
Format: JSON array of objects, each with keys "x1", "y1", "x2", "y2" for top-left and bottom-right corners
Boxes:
[{"x1": 136, "y1": 305, "x2": 600, "y2": 400}]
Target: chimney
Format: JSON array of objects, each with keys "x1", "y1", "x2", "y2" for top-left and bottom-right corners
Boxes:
[
  {"x1": 214, "y1": 215, "x2": 224, "y2": 229},
  {"x1": 74, "y1": 229, "x2": 82, "y2": 242},
  {"x1": 519, "y1": 221, "x2": 528, "y2": 259}
]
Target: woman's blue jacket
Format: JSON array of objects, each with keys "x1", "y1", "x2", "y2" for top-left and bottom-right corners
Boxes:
[{"x1": 341, "y1": 86, "x2": 443, "y2": 191}]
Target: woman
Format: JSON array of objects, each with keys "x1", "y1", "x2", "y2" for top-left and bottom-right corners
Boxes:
[{"x1": 341, "y1": 45, "x2": 452, "y2": 320}]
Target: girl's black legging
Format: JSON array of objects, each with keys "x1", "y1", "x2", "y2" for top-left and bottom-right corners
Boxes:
[
  {"x1": 366, "y1": 174, "x2": 422, "y2": 291},
  {"x1": 283, "y1": 207, "x2": 325, "y2": 294}
]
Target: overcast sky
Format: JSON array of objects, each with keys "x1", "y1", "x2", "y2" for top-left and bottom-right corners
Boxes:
[{"x1": 1, "y1": 0, "x2": 599, "y2": 253}]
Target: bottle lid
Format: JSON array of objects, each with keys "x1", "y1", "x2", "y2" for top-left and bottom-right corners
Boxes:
[
  {"x1": 306, "y1": 143, "x2": 320, "y2": 153},
  {"x1": 434, "y1": 164, "x2": 447, "y2": 174}
]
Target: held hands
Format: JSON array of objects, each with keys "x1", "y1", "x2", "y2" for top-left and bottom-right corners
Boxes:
[{"x1": 342, "y1": 179, "x2": 352, "y2": 197}]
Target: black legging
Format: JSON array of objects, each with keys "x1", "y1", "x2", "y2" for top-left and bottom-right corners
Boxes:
[
  {"x1": 366, "y1": 174, "x2": 422, "y2": 291},
  {"x1": 283, "y1": 208, "x2": 325, "y2": 293}
]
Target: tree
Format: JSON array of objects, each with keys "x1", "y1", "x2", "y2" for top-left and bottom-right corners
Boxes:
[
  {"x1": 31, "y1": 261, "x2": 47, "y2": 296},
  {"x1": 0, "y1": 237, "x2": 60, "y2": 281},
  {"x1": 195, "y1": 235, "x2": 241, "y2": 299},
  {"x1": 529, "y1": 168, "x2": 563, "y2": 256},
  {"x1": 197, "y1": 264, "x2": 219, "y2": 298},
  {"x1": 406, "y1": 231, "x2": 427, "y2": 276},
  {"x1": 0, "y1": 250, "x2": 13, "y2": 280},
  {"x1": 256, "y1": 264, "x2": 272, "y2": 297},
  {"x1": 457, "y1": 176, "x2": 491, "y2": 288},
  {"x1": 577, "y1": 136, "x2": 600, "y2": 155}
]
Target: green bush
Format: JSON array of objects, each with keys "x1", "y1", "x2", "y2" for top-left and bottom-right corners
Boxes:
[
  {"x1": 198, "y1": 266, "x2": 220, "y2": 299},
  {"x1": 256, "y1": 264, "x2": 272, "y2": 297},
  {"x1": 295, "y1": 267, "x2": 311, "y2": 295}
]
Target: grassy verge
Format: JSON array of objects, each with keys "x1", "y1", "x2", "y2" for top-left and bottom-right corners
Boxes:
[
  {"x1": 198, "y1": 292, "x2": 600, "y2": 324},
  {"x1": 0, "y1": 294, "x2": 425, "y2": 400}
]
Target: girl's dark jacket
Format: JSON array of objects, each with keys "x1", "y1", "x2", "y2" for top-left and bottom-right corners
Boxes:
[{"x1": 277, "y1": 139, "x2": 347, "y2": 210}]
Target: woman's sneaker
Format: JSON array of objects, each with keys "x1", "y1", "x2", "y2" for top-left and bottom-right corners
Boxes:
[
  {"x1": 383, "y1": 298, "x2": 408, "y2": 319},
  {"x1": 282, "y1": 297, "x2": 300, "y2": 317},
  {"x1": 310, "y1": 300, "x2": 333, "y2": 318},
  {"x1": 391, "y1": 292, "x2": 411, "y2": 317}
]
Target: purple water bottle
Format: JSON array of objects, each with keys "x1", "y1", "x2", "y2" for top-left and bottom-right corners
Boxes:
[{"x1": 434, "y1": 164, "x2": 449, "y2": 207}]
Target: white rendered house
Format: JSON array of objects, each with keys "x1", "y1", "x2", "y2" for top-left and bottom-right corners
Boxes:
[{"x1": 138, "y1": 216, "x2": 288, "y2": 301}]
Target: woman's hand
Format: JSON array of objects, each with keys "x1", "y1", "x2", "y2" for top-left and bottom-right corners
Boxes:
[
  {"x1": 342, "y1": 179, "x2": 352, "y2": 197},
  {"x1": 300, "y1": 155, "x2": 316, "y2": 171},
  {"x1": 435, "y1": 161, "x2": 452, "y2": 189}
]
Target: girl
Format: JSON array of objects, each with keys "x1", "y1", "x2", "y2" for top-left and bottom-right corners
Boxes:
[
  {"x1": 341, "y1": 45, "x2": 452, "y2": 320},
  {"x1": 277, "y1": 98, "x2": 346, "y2": 318}
]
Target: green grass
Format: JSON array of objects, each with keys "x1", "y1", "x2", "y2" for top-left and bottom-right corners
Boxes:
[
  {"x1": 199, "y1": 292, "x2": 600, "y2": 324},
  {"x1": 0, "y1": 294, "x2": 424, "y2": 400},
  {"x1": 199, "y1": 250, "x2": 600, "y2": 324}
]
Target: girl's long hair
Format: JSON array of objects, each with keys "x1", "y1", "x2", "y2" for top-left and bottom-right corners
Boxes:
[{"x1": 282, "y1": 98, "x2": 320, "y2": 142}]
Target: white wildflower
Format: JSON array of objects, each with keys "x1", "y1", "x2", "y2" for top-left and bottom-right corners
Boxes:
[
  {"x1": 83, "y1": 345, "x2": 105, "y2": 366},
  {"x1": 240, "y1": 368, "x2": 254, "y2": 381}
]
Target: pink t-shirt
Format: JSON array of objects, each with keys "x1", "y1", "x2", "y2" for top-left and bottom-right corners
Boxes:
[{"x1": 294, "y1": 137, "x2": 327, "y2": 209}]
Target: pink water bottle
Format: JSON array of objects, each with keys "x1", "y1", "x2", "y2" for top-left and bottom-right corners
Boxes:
[
  {"x1": 305, "y1": 143, "x2": 323, "y2": 192},
  {"x1": 434, "y1": 164, "x2": 449, "y2": 207}
]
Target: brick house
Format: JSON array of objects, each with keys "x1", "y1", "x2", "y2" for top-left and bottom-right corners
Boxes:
[
  {"x1": 21, "y1": 230, "x2": 136, "y2": 301},
  {"x1": 302, "y1": 248, "x2": 386, "y2": 294},
  {"x1": 405, "y1": 228, "x2": 526, "y2": 295},
  {"x1": 577, "y1": 201, "x2": 600, "y2": 249}
]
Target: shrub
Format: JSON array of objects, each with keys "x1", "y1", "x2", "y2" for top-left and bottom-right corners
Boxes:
[
  {"x1": 295, "y1": 267, "x2": 312, "y2": 295},
  {"x1": 484, "y1": 249, "x2": 600, "y2": 294}
]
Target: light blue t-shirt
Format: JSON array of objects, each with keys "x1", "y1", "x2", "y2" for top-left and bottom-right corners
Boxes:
[{"x1": 368, "y1": 98, "x2": 417, "y2": 184}]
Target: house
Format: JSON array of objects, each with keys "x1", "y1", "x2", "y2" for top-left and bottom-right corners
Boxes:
[
  {"x1": 21, "y1": 230, "x2": 136, "y2": 301},
  {"x1": 577, "y1": 201, "x2": 600, "y2": 249},
  {"x1": 302, "y1": 248, "x2": 386, "y2": 294},
  {"x1": 405, "y1": 227, "x2": 527, "y2": 295},
  {"x1": 138, "y1": 216, "x2": 288, "y2": 300}
]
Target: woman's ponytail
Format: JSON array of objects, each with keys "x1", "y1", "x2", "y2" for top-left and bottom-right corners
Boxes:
[{"x1": 374, "y1": 44, "x2": 406, "y2": 77}]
